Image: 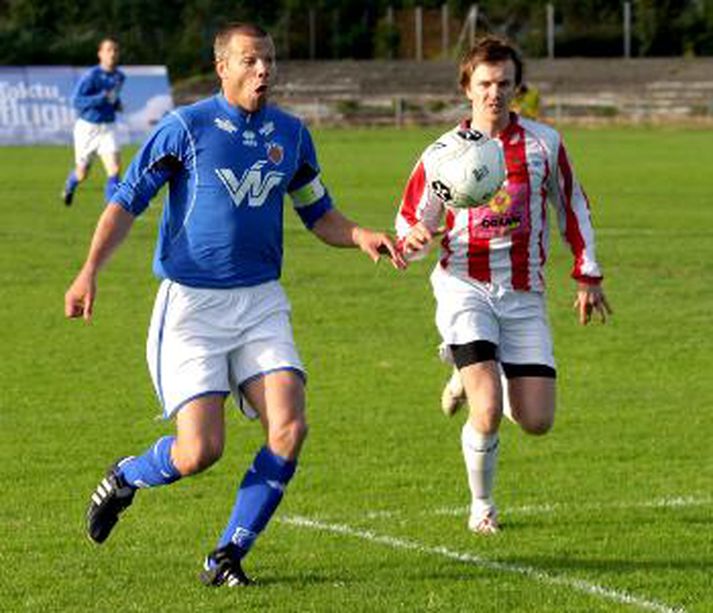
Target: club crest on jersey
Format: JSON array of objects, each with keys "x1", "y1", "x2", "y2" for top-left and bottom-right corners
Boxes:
[
  {"x1": 266, "y1": 142, "x2": 284, "y2": 165},
  {"x1": 488, "y1": 188, "x2": 512, "y2": 214},
  {"x1": 215, "y1": 160, "x2": 285, "y2": 208},
  {"x1": 214, "y1": 117, "x2": 237, "y2": 134}
]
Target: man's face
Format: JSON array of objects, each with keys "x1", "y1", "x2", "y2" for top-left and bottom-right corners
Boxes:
[
  {"x1": 98, "y1": 41, "x2": 120, "y2": 71},
  {"x1": 216, "y1": 33, "x2": 275, "y2": 112},
  {"x1": 464, "y1": 59, "x2": 517, "y2": 125}
]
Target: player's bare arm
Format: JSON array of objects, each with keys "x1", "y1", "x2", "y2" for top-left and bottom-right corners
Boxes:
[
  {"x1": 65, "y1": 203, "x2": 135, "y2": 321},
  {"x1": 573, "y1": 282, "x2": 613, "y2": 325},
  {"x1": 311, "y1": 208, "x2": 406, "y2": 269}
]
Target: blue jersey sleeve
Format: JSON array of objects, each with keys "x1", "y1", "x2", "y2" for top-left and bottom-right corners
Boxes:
[
  {"x1": 72, "y1": 70, "x2": 106, "y2": 111},
  {"x1": 112, "y1": 70, "x2": 126, "y2": 112},
  {"x1": 112, "y1": 112, "x2": 190, "y2": 216},
  {"x1": 288, "y1": 124, "x2": 333, "y2": 229}
]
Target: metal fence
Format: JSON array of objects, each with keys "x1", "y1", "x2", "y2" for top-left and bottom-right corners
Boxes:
[{"x1": 273, "y1": 3, "x2": 635, "y2": 61}]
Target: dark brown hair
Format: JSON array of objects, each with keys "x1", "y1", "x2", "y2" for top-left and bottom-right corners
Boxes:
[
  {"x1": 98, "y1": 37, "x2": 119, "y2": 51},
  {"x1": 459, "y1": 36, "x2": 523, "y2": 90}
]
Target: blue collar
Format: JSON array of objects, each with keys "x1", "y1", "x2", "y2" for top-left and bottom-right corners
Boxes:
[{"x1": 215, "y1": 93, "x2": 268, "y2": 125}]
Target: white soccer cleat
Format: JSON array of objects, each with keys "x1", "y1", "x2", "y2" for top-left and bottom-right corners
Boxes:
[
  {"x1": 468, "y1": 506, "x2": 499, "y2": 535},
  {"x1": 441, "y1": 368, "x2": 466, "y2": 416}
]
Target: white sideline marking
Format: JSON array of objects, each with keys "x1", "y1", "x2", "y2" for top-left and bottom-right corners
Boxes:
[
  {"x1": 432, "y1": 495, "x2": 713, "y2": 518},
  {"x1": 281, "y1": 515, "x2": 685, "y2": 613},
  {"x1": 364, "y1": 495, "x2": 712, "y2": 521}
]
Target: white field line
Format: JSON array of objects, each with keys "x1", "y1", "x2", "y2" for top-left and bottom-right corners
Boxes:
[
  {"x1": 280, "y1": 515, "x2": 686, "y2": 613},
  {"x1": 363, "y1": 495, "x2": 712, "y2": 521}
]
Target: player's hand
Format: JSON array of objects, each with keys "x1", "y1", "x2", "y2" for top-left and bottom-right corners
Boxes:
[
  {"x1": 354, "y1": 228, "x2": 406, "y2": 269},
  {"x1": 402, "y1": 222, "x2": 436, "y2": 257},
  {"x1": 65, "y1": 268, "x2": 97, "y2": 322},
  {"x1": 105, "y1": 89, "x2": 118, "y2": 104},
  {"x1": 573, "y1": 282, "x2": 612, "y2": 325}
]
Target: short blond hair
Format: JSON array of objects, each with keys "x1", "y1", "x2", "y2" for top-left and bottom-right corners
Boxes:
[{"x1": 214, "y1": 23, "x2": 269, "y2": 62}]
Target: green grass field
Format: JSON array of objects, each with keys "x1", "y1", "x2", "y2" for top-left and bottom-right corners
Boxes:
[{"x1": 1, "y1": 126, "x2": 711, "y2": 612}]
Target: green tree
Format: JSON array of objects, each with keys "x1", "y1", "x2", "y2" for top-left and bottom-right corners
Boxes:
[{"x1": 634, "y1": 0, "x2": 703, "y2": 55}]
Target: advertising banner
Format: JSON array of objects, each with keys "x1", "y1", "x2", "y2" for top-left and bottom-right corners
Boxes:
[{"x1": 0, "y1": 65, "x2": 173, "y2": 145}]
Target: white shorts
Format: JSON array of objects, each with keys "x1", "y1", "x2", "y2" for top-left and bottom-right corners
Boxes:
[
  {"x1": 146, "y1": 279, "x2": 305, "y2": 418},
  {"x1": 431, "y1": 265, "x2": 555, "y2": 369},
  {"x1": 73, "y1": 118, "x2": 119, "y2": 167}
]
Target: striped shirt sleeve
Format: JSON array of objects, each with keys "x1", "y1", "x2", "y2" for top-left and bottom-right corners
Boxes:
[
  {"x1": 395, "y1": 157, "x2": 444, "y2": 240},
  {"x1": 549, "y1": 137, "x2": 603, "y2": 283}
]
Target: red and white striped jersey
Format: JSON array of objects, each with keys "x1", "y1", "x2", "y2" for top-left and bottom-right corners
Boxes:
[{"x1": 395, "y1": 115, "x2": 602, "y2": 292}]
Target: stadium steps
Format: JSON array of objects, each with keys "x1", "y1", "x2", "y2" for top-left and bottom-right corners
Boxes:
[{"x1": 174, "y1": 58, "x2": 713, "y2": 123}]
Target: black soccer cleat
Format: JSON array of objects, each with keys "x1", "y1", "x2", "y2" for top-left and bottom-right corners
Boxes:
[
  {"x1": 61, "y1": 188, "x2": 74, "y2": 206},
  {"x1": 199, "y1": 544, "x2": 253, "y2": 587},
  {"x1": 86, "y1": 460, "x2": 136, "y2": 544}
]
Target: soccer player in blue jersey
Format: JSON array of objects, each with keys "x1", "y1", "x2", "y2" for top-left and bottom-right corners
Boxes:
[
  {"x1": 61, "y1": 37, "x2": 125, "y2": 206},
  {"x1": 64, "y1": 22, "x2": 405, "y2": 587}
]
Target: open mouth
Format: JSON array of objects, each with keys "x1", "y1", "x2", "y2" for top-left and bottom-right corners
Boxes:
[{"x1": 255, "y1": 84, "x2": 268, "y2": 94}]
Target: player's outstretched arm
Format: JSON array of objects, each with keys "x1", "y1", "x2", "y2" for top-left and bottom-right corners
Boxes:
[
  {"x1": 573, "y1": 282, "x2": 613, "y2": 325},
  {"x1": 65, "y1": 203, "x2": 135, "y2": 321},
  {"x1": 311, "y1": 209, "x2": 406, "y2": 269}
]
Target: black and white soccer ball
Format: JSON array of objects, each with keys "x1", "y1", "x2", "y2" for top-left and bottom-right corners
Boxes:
[{"x1": 422, "y1": 128, "x2": 506, "y2": 209}]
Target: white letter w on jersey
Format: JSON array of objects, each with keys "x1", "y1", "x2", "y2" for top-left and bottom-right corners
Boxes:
[{"x1": 216, "y1": 161, "x2": 285, "y2": 208}]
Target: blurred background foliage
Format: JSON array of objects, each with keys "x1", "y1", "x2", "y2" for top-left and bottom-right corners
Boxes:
[{"x1": 1, "y1": 0, "x2": 712, "y2": 76}]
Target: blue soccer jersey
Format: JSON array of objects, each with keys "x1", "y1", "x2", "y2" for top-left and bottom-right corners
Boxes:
[
  {"x1": 72, "y1": 65, "x2": 125, "y2": 123},
  {"x1": 112, "y1": 94, "x2": 334, "y2": 288}
]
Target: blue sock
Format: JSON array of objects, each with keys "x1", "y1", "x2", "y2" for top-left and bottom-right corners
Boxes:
[
  {"x1": 104, "y1": 174, "x2": 120, "y2": 202},
  {"x1": 118, "y1": 436, "x2": 182, "y2": 488},
  {"x1": 217, "y1": 446, "x2": 296, "y2": 557},
  {"x1": 64, "y1": 170, "x2": 78, "y2": 194}
]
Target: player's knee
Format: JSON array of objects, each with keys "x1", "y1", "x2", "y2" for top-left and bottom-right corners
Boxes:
[
  {"x1": 467, "y1": 402, "x2": 502, "y2": 434},
  {"x1": 175, "y1": 437, "x2": 224, "y2": 476},
  {"x1": 520, "y1": 412, "x2": 554, "y2": 436},
  {"x1": 75, "y1": 167, "x2": 88, "y2": 181},
  {"x1": 284, "y1": 417, "x2": 309, "y2": 449},
  {"x1": 269, "y1": 416, "x2": 308, "y2": 457}
]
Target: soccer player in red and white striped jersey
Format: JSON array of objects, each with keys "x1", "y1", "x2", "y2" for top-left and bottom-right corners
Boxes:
[{"x1": 395, "y1": 36, "x2": 611, "y2": 535}]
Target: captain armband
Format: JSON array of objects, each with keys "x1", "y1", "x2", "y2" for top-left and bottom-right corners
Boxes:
[{"x1": 289, "y1": 175, "x2": 327, "y2": 209}]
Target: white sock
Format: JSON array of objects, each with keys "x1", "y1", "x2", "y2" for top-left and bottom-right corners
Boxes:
[{"x1": 461, "y1": 422, "x2": 499, "y2": 516}]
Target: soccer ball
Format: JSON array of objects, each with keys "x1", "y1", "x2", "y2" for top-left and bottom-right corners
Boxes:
[{"x1": 422, "y1": 128, "x2": 506, "y2": 209}]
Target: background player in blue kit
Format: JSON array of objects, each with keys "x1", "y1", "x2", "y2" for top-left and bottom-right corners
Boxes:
[
  {"x1": 61, "y1": 37, "x2": 125, "y2": 206},
  {"x1": 64, "y1": 22, "x2": 405, "y2": 587}
]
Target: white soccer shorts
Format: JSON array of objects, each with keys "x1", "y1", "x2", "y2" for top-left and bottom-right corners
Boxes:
[
  {"x1": 146, "y1": 279, "x2": 305, "y2": 419},
  {"x1": 430, "y1": 265, "x2": 555, "y2": 368},
  {"x1": 73, "y1": 118, "x2": 119, "y2": 167}
]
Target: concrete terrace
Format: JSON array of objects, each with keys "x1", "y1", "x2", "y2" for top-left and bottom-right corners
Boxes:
[{"x1": 174, "y1": 58, "x2": 713, "y2": 124}]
